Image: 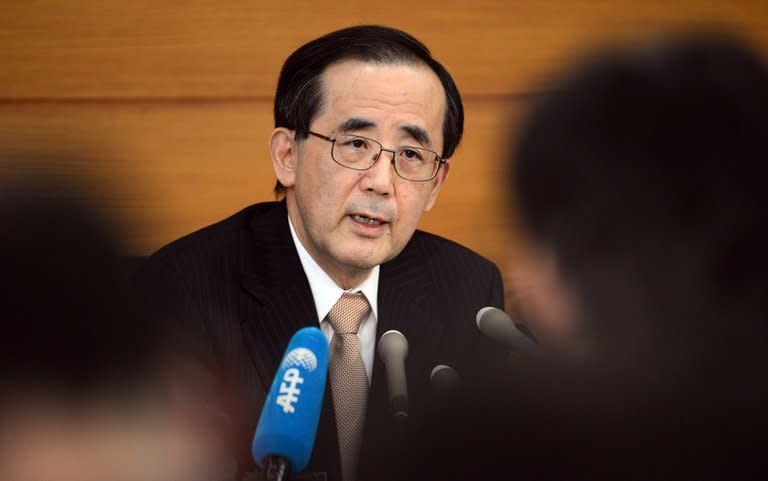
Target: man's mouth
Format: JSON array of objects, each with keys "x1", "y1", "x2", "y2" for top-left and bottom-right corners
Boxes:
[{"x1": 350, "y1": 213, "x2": 386, "y2": 226}]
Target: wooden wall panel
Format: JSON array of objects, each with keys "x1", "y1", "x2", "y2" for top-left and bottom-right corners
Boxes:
[
  {"x1": 2, "y1": 1, "x2": 768, "y2": 99},
  {"x1": 0, "y1": 100, "x2": 274, "y2": 254},
  {"x1": 3, "y1": 0, "x2": 768, "y2": 309},
  {"x1": 0, "y1": 98, "x2": 522, "y2": 268}
]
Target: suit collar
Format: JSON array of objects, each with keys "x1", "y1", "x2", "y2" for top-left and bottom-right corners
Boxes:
[
  {"x1": 239, "y1": 201, "x2": 317, "y2": 382},
  {"x1": 241, "y1": 200, "x2": 306, "y2": 294},
  {"x1": 378, "y1": 231, "x2": 443, "y2": 365},
  {"x1": 288, "y1": 214, "x2": 381, "y2": 322},
  {"x1": 358, "y1": 232, "x2": 446, "y2": 480},
  {"x1": 238, "y1": 202, "x2": 342, "y2": 479}
]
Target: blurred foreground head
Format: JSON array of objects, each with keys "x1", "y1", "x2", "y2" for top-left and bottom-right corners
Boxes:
[
  {"x1": 405, "y1": 34, "x2": 768, "y2": 481},
  {"x1": 0, "y1": 170, "x2": 229, "y2": 481},
  {"x1": 0, "y1": 175, "x2": 152, "y2": 398},
  {"x1": 512, "y1": 34, "x2": 768, "y2": 367}
]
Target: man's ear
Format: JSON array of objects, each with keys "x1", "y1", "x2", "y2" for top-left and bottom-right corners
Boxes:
[
  {"x1": 270, "y1": 128, "x2": 298, "y2": 188},
  {"x1": 424, "y1": 160, "x2": 450, "y2": 212}
]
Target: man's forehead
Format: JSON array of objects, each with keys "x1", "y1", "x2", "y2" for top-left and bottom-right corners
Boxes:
[
  {"x1": 316, "y1": 60, "x2": 446, "y2": 139},
  {"x1": 320, "y1": 59, "x2": 443, "y2": 96}
]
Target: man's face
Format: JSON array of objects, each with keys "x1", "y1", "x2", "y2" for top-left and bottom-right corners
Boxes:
[{"x1": 276, "y1": 60, "x2": 449, "y2": 285}]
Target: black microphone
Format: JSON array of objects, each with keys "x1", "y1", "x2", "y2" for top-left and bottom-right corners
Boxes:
[
  {"x1": 377, "y1": 329, "x2": 409, "y2": 421},
  {"x1": 476, "y1": 306, "x2": 537, "y2": 356}
]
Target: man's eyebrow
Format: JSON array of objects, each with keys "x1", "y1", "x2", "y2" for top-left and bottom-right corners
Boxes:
[
  {"x1": 337, "y1": 117, "x2": 376, "y2": 133},
  {"x1": 336, "y1": 118, "x2": 434, "y2": 147},
  {"x1": 401, "y1": 124, "x2": 433, "y2": 148}
]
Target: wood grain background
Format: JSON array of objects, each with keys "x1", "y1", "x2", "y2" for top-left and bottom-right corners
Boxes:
[{"x1": 2, "y1": 1, "x2": 768, "y2": 304}]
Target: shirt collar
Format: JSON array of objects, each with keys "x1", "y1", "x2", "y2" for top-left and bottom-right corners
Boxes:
[{"x1": 288, "y1": 214, "x2": 379, "y2": 323}]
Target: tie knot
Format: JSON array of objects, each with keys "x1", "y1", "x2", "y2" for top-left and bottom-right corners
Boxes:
[{"x1": 327, "y1": 292, "x2": 370, "y2": 335}]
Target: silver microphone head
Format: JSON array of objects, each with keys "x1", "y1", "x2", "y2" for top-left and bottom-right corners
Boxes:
[
  {"x1": 430, "y1": 364, "x2": 460, "y2": 391},
  {"x1": 476, "y1": 306, "x2": 536, "y2": 351},
  {"x1": 378, "y1": 330, "x2": 409, "y2": 418},
  {"x1": 378, "y1": 329, "x2": 409, "y2": 361}
]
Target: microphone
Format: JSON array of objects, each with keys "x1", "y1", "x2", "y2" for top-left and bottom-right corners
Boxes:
[
  {"x1": 430, "y1": 364, "x2": 461, "y2": 392},
  {"x1": 252, "y1": 327, "x2": 329, "y2": 481},
  {"x1": 377, "y1": 329, "x2": 409, "y2": 420},
  {"x1": 476, "y1": 306, "x2": 537, "y2": 355}
]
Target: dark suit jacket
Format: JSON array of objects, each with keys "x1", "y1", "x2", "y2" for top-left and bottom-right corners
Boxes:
[{"x1": 137, "y1": 201, "x2": 505, "y2": 480}]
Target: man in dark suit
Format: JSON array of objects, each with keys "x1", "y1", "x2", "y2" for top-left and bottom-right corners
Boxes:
[{"x1": 138, "y1": 25, "x2": 505, "y2": 481}]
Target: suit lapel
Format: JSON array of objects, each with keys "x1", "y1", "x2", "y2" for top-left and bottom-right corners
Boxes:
[
  {"x1": 358, "y1": 233, "x2": 445, "y2": 480},
  {"x1": 239, "y1": 201, "x2": 318, "y2": 386},
  {"x1": 377, "y1": 239, "x2": 443, "y2": 400},
  {"x1": 238, "y1": 201, "x2": 341, "y2": 480}
]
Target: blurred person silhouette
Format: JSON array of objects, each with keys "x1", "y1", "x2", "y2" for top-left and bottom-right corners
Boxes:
[
  {"x1": 406, "y1": 33, "x2": 768, "y2": 480},
  {"x1": 0, "y1": 166, "x2": 233, "y2": 481},
  {"x1": 512, "y1": 32, "x2": 768, "y2": 375}
]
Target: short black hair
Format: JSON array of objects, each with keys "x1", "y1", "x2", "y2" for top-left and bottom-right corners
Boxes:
[
  {"x1": 513, "y1": 34, "x2": 768, "y2": 357},
  {"x1": 272, "y1": 25, "x2": 464, "y2": 197}
]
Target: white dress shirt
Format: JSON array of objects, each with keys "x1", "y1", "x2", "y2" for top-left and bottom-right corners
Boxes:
[{"x1": 288, "y1": 216, "x2": 379, "y2": 383}]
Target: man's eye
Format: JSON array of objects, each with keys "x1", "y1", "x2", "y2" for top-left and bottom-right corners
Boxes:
[
  {"x1": 342, "y1": 138, "x2": 369, "y2": 149},
  {"x1": 401, "y1": 149, "x2": 425, "y2": 162}
]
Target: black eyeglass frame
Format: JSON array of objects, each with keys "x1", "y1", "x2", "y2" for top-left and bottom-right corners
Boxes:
[{"x1": 306, "y1": 130, "x2": 448, "y2": 182}]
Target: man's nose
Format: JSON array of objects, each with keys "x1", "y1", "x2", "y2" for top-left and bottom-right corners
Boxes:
[{"x1": 361, "y1": 149, "x2": 396, "y2": 196}]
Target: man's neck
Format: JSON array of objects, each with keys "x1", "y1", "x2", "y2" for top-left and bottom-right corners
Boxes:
[
  {"x1": 324, "y1": 263, "x2": 371, "y2": 291},
  {"x1": 286, "y1": 204, "x2": 372, "y2": 290}
]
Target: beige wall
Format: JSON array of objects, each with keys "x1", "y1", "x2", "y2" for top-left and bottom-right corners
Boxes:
[{"x1": 2, "y1": 1, "x2": 768, "y2": 304}]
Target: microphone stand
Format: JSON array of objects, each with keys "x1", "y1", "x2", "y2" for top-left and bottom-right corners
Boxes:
[{"x1": 264, "y1": 455, "x2": 291, "y2": 481}]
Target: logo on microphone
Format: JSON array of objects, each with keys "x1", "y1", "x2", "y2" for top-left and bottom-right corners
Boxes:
[
  {"x1": 276, "y1": 348, "x2": 317, "y2": 414},
  {"x1": 281, "y1": 348, "x2": 318, "y2": 372}
]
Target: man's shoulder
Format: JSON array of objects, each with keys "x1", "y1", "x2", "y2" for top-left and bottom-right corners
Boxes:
[
  {"x1": 405, "y1": 229, "x2": 500, "y2": 278},
  {"x1": 140, "y1": 202, "x2": 289, "y2": 288},
  {"x1": 410, "y1": 229, "x2": 496, "y2": 265},
  {"x1": 149, "y1": 201, "x2": 282, "y2": 266}
]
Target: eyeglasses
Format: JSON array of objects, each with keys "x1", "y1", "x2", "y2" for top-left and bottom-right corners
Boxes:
[{"x1": 306, "y1": 130, "x2": 447, "y2": 182}]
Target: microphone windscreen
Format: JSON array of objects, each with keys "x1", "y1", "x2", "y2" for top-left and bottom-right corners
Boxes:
[
  {"x1": 378, "y1": 329, "x2": 408, "y2": 360},
  {"x1": 430, "y1": 364, "x2": 460, "y2": 391},
  {"x1": 476, "y1": 306, "x2": 535, "y2": 350},
  {"x1": 252, "y1": 327, "x2": 329, "y2": 472},
  {"x1": 378, "y1": 330, "x2": 409, "y2": 416}
]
